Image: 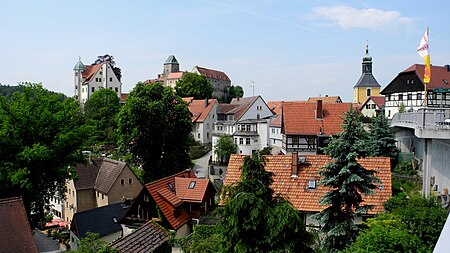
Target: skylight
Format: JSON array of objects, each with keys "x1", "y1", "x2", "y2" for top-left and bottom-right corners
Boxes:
[
  {"x1": 444, "y1": 79, "x2": 448, "y2": 85},
  {"x1": 308, "y1": 180, "x2": 316, "y2": 189},
  {"x1": 189, "y1": 181, "x2": 196, "y2": 189}
]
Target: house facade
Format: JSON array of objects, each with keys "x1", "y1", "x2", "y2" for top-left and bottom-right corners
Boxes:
[
  {"x1": 192, "y1": 66, "x2": 231, "y2": 99},
  {"x1": 212, "y1": 96, "x2": 274, "y2": 162},
  {"x1": 360, "y1": 96, "x2": 386, "y2": 117},
  {"x1": 73, "y1": 58, "x2": 122, "y2": 104},
  {"x1": 381, "y1": 64, "x2": 450, "y2": 118},
  {"x1": 282, "y1": 100, "x2": 355, "y2": 154},
  {"x1": 184, "y1": 97, "x2": 218, "y2": 144},
  {"x1": 63, "y1": 158, "x2": 142, "y2": 224},
  {"x1": 353, "y1": 44, "x2": 381, "y2": 105},
  {"x1": 225, "y1": 154, "x2": 392, "y2": 225},
  {"x1": 122, "y1": 170, "x2": 216, "y2": 238}
]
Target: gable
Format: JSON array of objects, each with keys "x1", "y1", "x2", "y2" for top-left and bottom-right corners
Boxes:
[
  {"x1": 95, "y1": 158, "x2": 127, "y2": 194},
  {"x1": 235, "y1": 96, "x2": 274, "y2": 121}
]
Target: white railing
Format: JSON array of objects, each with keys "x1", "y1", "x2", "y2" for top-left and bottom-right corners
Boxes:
[{"x1": 391, "y1": 109, "x2": 450, "y2": 129}]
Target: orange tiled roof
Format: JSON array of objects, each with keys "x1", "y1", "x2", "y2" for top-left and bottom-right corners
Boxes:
[
  {"x1": 167, "y1": 72, "x2": 185, "y2": 79},
  {"x1": 145, "y1": 170, "x2": 196, "y2": 230},
  {"x1": 307, "y1": 96, "x2": 342, "y2": 104},
  {"x1": 175, "y1": 177, "x2": 210, "y2": 203},
  {"x1": 82, "y1": 63, "x2": 103, "y2": 84},
  {"x1": 282, "y1": 102, "x2": 357, "y2": 135},
  {"x1": 185, "y1": 98, "x2": 217, "y2": 123},
  {"x1": 228, "y1": 96, "x2": 261, "y2": 121},
  {"x1": 270, "y1": 114, "x2": 282, "y2": 127},
  {"x1": 224, "y1": 154, "x2": 391, "y2": 215},
  {"x1": 195, "y1": 66, "x2": 230, "y2": 81},
  {"x1": 360, "y1": 96, "x2": 385, "y2": 110},
  {"x1": 267, "y1": 101, "x2": 284, "y2": 115}
]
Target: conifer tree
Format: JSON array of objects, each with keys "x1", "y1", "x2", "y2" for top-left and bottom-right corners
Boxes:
[
  {"x1": 368, "y1": 112, "x2": 398, "y2": 161},
  {"x1": 315, "y1": 107, "x2": 379, "y2": 252},
  {"x1": 219, "y1": 155, "x2": 313, "y2": 253}
]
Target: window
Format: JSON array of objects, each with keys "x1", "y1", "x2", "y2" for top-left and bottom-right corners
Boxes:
[
  {"x1": 115, "y1": 87, "x2": 118, "y2": 92},
  {"x1": 207, "y1": 133, "x2": 210, "y2": 139},
  {"x1": 271, "y1": 128, "x2": 275, "y2": 134},
  {"x1": 246, "y1": 138, "x2": 250, "y2": 145},
  {"x1": 197, "y1": 133, "x2": 200, "y2": 139},
  {"x1": 189, "y1": 181, "x2": 196, "y2": 189},
  {"x1": 109, "y1": 87, "x2": 112, "y2": 90},
  {"x1": 168, "y1": 183, "x2": 174, "y2": 191},
  {"x1": 273, "y1": 139, "x2": 276, "y2": 144},
  {"x1": 398, "y1": 94, "x2": 403, "y2": 101},
  {"x1": 246, "y1": 125, "x2": 251, "y2": 131},
  {"x1": 129, "y1": 178, "x2": 132, "y2": 185},
  {"x1": 110, "y1": 77, "x2": 113, "y2": 82},
  {"x1": 292, "y1": 137, "x2": 299, "y2": 144},
  {"x1": 102, "y1": 193, "x2": 104, "y2": 200},
  {"x1": 234, "y1": 138, "x2": 237, "y2": 144},
  {"x1": 121, "y1": 179, "x2": 125, "y2": 186},
  {"x1": 308, "y1": 180, "x2": 316, "y2": 189},
  {"x1": 257, "y1": 105, "x2": 262, "y2": 110},
  {"x1": 366, "y1": 88, "x2": 371, "y2": 97},
  {"x1": 386, "y1": 95, "x2": 391, "y2": 101},
  {"x1": 207, "y1": 123, "x2": 210, "y2": 129},
  {"x1": 417, "y1": 93, "x2": 422, "y2": 100},
  {"x1": 91, "y1": 87, "x2": 95, "y2": 92},
  {"x1": 365, "y1": 104, "x2": 370, "y2": 109},
  {"x1": 239, "y1": 138, "x2": 243, "y2": 145},
  {"x1": 407, "y1": 94, "x2": 412, "y2": 100}
]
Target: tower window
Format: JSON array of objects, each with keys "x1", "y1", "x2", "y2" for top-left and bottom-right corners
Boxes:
[{"x1": 366, "y1": 88, "x2": 371, "y2": 97}]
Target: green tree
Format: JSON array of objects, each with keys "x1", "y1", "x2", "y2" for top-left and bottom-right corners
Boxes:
[
  {"x1": 368, "y1": 112, "x2": 398, "y2": 162},
  {"x1": 398, "y1": 103, "x2": 406, "y2": 113},
  {"x1": 176, "y1": 225, "x2": 222, "y2": 253},
  {"x1": 0, "y1": 83, "x2": 87, "y2": 222},
  {"x1": 84, "y1": 88, "x2": 120, "y2": 145},
  {"x1": 175, "y1": 72, "x2": 213, "y2": 99},
  {"x1": 73, "y1": 232, "x2": 118, "y2": 253},
  {"x1": 214, "y1": 135, "x2": 236, "y2": 164},
  {"x1": 222, "y1": 85, "x2": 244, "y2": 103},
  {"x1": 218, "y1": 155, "x2": 313, "y2": 252},
  {"x1": 117, "y1": 83, "x2": 193, "y2": 182},
  {"x1": 314, "y1": 107, "x2": 379, "y2": 252}
]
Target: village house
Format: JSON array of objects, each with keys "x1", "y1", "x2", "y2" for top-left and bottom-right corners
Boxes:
[
  {"x1": 212, "y1": 96, "x2": 274, "y2": 162},
  {"x1": 281, "y1": 100, "x2": 356, "y2": 154},
  {"x1": 360, "y1": 96, "x2": 386, "y2": 117},
  {"x1": 381, "y1": 64, "x2": 450, "y2": 118},
  {"x1": 183, "y1": 97, "x2": 218, "y2": 144},
  {"x1": 63, "y1": 158, "x2": 142, "y2": 224},
  {"x1": 121, "y1": 169, "x2": 216, "y2": 237},
  {"x1": 73, "y1": 57, "x2": 122, "y2": 104},
  {"x1": 225, "y1": 154, "x2": 392, "y2": 225},
  {"x1": 191, "y1": 66, "x2": 231, "y2": 99}
]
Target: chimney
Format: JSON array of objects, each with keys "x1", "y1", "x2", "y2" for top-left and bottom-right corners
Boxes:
[
  {"x1": 205, "y1": 98, "x2": 209, "y2": 107},
  {"x1": 291, "y1": 152, "x2": 298, "y2": 177},
  {"x1": 445, "y1": 65, "x2": 450, "y2": 72},
  {"x1": 316, "y1": 100, "x2": 323, "y2": 119},
  {"x1": 184, "y1": 169, "x2": 190, "y2": 178}
]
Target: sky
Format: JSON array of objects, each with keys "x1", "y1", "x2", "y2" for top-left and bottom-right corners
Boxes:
[{"x1": 1, "y1": 0, "x2": 449, "y2": 102}]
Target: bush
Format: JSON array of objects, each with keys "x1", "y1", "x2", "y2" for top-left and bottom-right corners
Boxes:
[{"x1": 394, "y1": 161, "x2": 417, "y2": 176}]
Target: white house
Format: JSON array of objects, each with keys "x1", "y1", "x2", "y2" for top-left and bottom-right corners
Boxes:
[
  {"x1": 212, "y1": 96, "x2": 274, "y2": 162},
  {"x1": 183, "y1": 97, "x2": 218, "y2": 144},
  {"x1": 360, "y1": 96, "x2": 385, "y2": 117},
  {"x1": 73, "y1": 58, "x2": 122, "y2": 104}
]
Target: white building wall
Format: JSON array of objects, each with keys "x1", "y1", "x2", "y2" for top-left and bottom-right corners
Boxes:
[
  {"x1": 269, "y1": 126, "x2": 283, "y2": 147},
  {"x1": 239, "y1": 97, "x2": 273, "y2": 121},
  {"x1": 201, "y1": 103, "x2": 217, "y2": 144},
  {"x1": 361, "y1": 100, "x2": 378, "y2": 117},
  {"x1": 385, "y1": 91, "x2": 424, "y2": 118}
]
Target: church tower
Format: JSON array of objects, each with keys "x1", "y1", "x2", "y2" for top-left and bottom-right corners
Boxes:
[
  {"x1": 73, "y1": 57, "x2": 86, "y2": 102},
  {"x1": 163, "y1": 55, "x2": 179, "y2": 76},
  {"x1": 353, "y1": 44, "x2": 381, "y2": 104}
]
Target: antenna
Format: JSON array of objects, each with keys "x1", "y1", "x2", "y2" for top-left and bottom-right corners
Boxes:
[{"x1": 251, "y1": 81, "x2": 256, "y2": 96}]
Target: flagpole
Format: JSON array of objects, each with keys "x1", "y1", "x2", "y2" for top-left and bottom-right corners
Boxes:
[{"x1": 422, "y1": 27, "x2": 429, "y2": 128}]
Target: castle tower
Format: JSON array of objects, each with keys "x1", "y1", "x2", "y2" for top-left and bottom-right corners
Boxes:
[
  {"x1": 353, "y1": 44, "x2": 381, "y2": 104},
  {"x1": 73, "y1": 57, "x2": 86, "y2": 102},
  {"x1": 163, "y1": 55, "x2": 179, "y2": 76}
]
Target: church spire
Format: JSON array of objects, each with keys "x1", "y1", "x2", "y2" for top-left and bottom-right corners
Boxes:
[{"x1": 362, "y1": 42, "x2": 372, "y2": 73}]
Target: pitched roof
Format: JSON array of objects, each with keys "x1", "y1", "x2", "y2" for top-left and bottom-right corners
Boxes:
[
  {"x1": 185, "y1": 98, "x2": 217, "y2": 123},
  {"x1": 145, "y1": 170, "x2": 196, "y2": 230},
  {"x1": 224, "y1": 96, "x2": 260, "y2": 121},
  {"x1": 82, "y1": 63, "x2": 103, "y2": 84},
  {"x1": 267, "y1": 101, "x2": 284, "y2": 115},
  {"x1": 0, "y1": 197, "x2": 38, "y2": 253},
  {"x1": 307, "y1": 96, "x2": 342, "y2": 103},
  {"x1": 110, "y1": 221, "x2": 169, "y2": 253},
  {"x1": 270, "y1": 114, "x2": 282, "y2": 127},
  {"x1": 167, "y1": 72, "x2": 184, "y2": 79},
  {"x1": 164, "y1": 55, "x2": 179, "y2": 64},
  {"x1": 71, "y1": 203, "x2": 127, "y2": 238},
  {"x1": 360, "y1": 96, "x2": 385, "y2": 110},
  {"x1": 95, "y1": 158, "x2": 127, "y2": 194},
  {"x1": 194, "y1": 66, "x2": 230, "y2": 81},
  {"x1": 282, "y1": 102, "x2": 356, "y2": 135},
  {"x1": 225, "y1": 154, "x2": 391, "y2": 214},
  {"x1": 73, "y1": 158, "x2": 102, "y2": 190},
  {"x1": 175, "y1": 177, "x2": 210, "y2": 203},
  {"x1": 354, "y1": 72, "x2": 381, "y2": 88}
]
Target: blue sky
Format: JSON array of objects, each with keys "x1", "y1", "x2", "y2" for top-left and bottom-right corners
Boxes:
[{"x1": 1, "y1": 0, "x2": 449, "y2": 102}]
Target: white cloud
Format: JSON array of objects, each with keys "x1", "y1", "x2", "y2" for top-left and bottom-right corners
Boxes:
[{"x1": 313, "y1": 5, "x2": 413, "y2": 31}]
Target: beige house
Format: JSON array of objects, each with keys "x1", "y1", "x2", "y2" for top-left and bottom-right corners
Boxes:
[{"x1": 64, "y1": 158, "x2": 142, "y2": 224}]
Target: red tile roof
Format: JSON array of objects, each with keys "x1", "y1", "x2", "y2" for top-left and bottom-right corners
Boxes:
[
  {"x1": 267, "y1": 101, "x2": 284, "y2": 115},
  {"x1": 270, "y1": 114, "x2": 282, "y2": 127},
  {"x1": 195, "y1": 66, "x2": 230, "y2": 81},
  {"x1": 224, "y1": 154, "x2": 391, "y2": 215},
  {"x1": 227, "y1": 96, "x2": 261, "y2": 121},
  {"x1": 175, "y1": 178, "x2": 210, "y2": 203},
  {"x1": 185, "y1": 98, "x2": 217, "y2": 123},
  {"x1": 145, "y1": 170, "x2": 196, "y2": 230},
  {"x1": 0, "y1": 197, "x2": 38, "y2": 253},
  {"x1": 282, "y1": 101, "x2": 357, "y2": 135},
  {"x1": 360, "y1": 96, "x2": 385, "y2": 110},
  {"x1": 402, "y1": 64, "x2": 450, "y2": 89},
  {"x1": 167, "y1": 72, "x2": 185, "y2": 79},
  {"x1": 110, "y1": 221, "x2": 169, "y2": 253},
  {"x1": 82, "y1": 63, "x2": 103, "y2": 84},
  {"x1": 307, "y1": 96, "x2": 342, "y2": 104}
]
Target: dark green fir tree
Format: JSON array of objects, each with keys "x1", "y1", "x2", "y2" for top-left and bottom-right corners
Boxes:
[
  {"x1": 368, "y1": 112, "x2": 398, "y2": 162},
  {"x1": 314, "y1": 107, "x2": 380, "y2": 252}
]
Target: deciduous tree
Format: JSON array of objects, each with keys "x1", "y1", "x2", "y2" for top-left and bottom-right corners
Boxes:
[
  {"x1": 219, "y1": 155, "x2": 313, "y2": 252},
  {"x1": 175, "y1": 72, "x2": 213, "y2": 99},
  {"x1": 214, "y1": 135, "x2": 236, "y2": 164},
  {"x1": 84, "y1": 88, "x2": 120, "y2": 145},
  {"x1": 314, "y1": 107, "x2": 379, "y2": 252},
  {"x1": 0, "y1": 83, "x2": 87, "y2": 222},
  {"x1": 117, "y1": 83, "x2": 192, "y2": 182}
]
